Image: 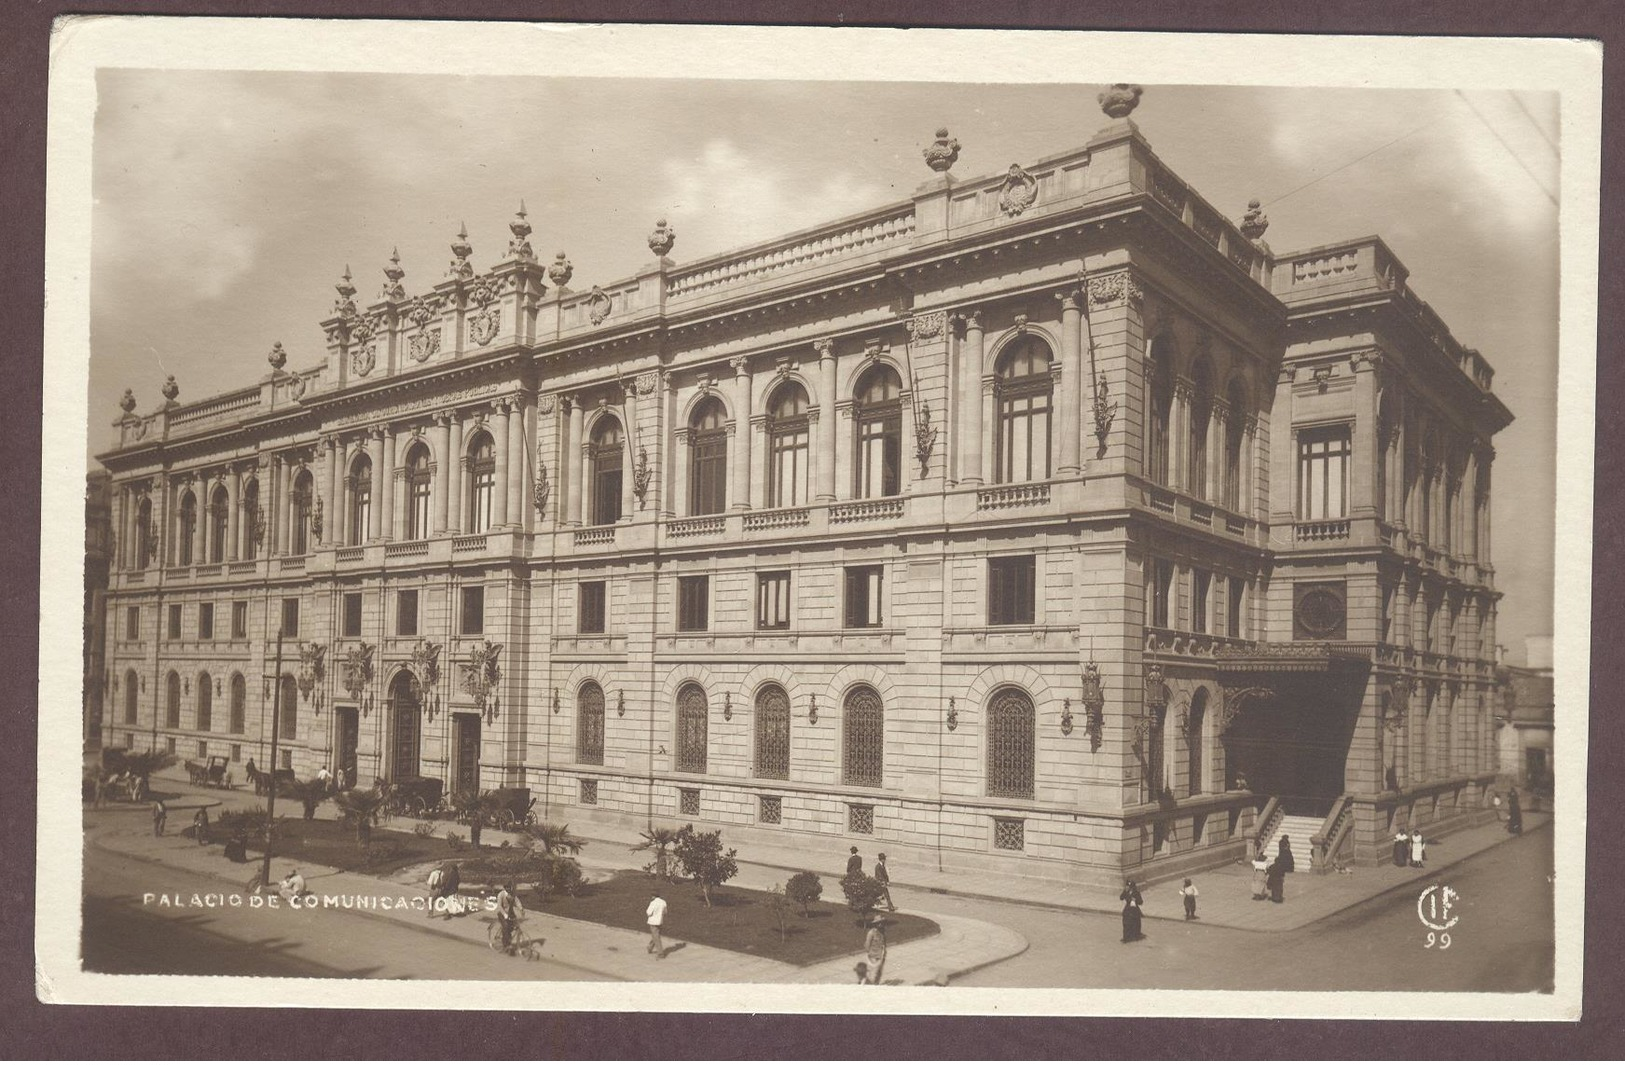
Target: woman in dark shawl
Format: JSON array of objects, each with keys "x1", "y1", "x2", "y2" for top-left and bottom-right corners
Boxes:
[
  {"x1": 1119, "y1": 879, "x2": 1144, "y2": 942},
  {"x1": 1507, "y1": 787, "x2": 1523, "y2": 835},
  {"x1": 1266, "y1": 860, "x2": 1286, "y2": 903},
  {"x1": 1276, "y1": 835, "x2": 1296, "y2": 875}
]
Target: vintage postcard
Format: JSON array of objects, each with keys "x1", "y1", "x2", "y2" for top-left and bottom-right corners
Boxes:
[{"x1": 38, "y1": 18, "x2": 1596, "y2": 1018}]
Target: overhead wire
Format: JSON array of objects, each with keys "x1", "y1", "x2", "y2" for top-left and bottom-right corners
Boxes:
[
  {"x1": 1454, "y1": 89, "x2": 1558, "y2": 206},
  {"x1": 1505, "y1": 89, "x2": 1559, "y2": 157},
  {"x1": 1260, "y1": 119, "x2": 1436, "y2": 210}
]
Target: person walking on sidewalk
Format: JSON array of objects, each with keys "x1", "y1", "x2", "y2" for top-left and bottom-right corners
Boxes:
[
  {"x1": 1393, "y1": 829, "x2": 1410, "y2": 867},
  {"x1": 1119, "y1": 879, "x2": 1145, "y2": 942},
  {"x1": 1179, "y1": 878, "x2": 1199, "y2": 920},
  {"x1": 1507, "y1": 787, "x2": 1524, "y2": 835},
  {"x1": 874, "y1": 852, "x2": 896, "y2": 911},
  {"x1": 191, "y1": 807, "x2": 210, "y2": 846},
  {"x1": 863, "y1": 915, "x2": 889, "y2": 984},
  {"x1": 646, "y1": 891, "x2": 668, "y2": 959},
  {"x1": 1250, "y1": 852, "x2": 1270, "y2": 901},
  {"x1": 151, "y1": 798, "x2": 166, "y2": 837},
  {"x1": 845, "y1": 846, "x2": 863, "y2": 881},
  {"x1": 1276, "y1": 835, "x2": 1296, "y2": 876},
  {"x1": 1266, "y1": 859, "x2": 1286, "y2": 904},
  {"x1": 495, "y1": 881, "x2": 523, "y2": 955},
  {"x1": 1410, "y1": 829, "x2": 1425, "y2": 868}
]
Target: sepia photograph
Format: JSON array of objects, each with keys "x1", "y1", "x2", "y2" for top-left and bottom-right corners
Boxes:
[{"x1": 39, "y1": 18, "x2": 1597, "y2": 1018}]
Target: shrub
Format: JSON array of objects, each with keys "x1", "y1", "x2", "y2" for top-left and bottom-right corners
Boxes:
[
  {"x1": 412, "y1": 821, "x2": 436, "y2": 838},
  {"x1": 785, "y1": 871, "x2": 823, "y2": 917},
  {"x1": 673, "y1": 823, "x2": 738, "y2": 907},
  {"x1": 841, "y1": 872, "x2": 887, "y2": 921},
  {"x1": 767, "y1": 884, "x2": 792, "y2": 942},
  {"x1": 538, "y1": 856, "x2": 585, "y2": 899},
  {"x1": 445, "y1": 830, "x2": 465, "y2": 850}
]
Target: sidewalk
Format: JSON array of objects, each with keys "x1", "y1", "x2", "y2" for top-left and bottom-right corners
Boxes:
[{"x1": 88, "y1": 776, "x2": 1026, "y2": 985}]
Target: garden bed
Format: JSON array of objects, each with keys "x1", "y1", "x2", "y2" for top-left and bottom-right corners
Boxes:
[
  {"x1": 237, "y1": 818, "x2": 495, "y2": 877},
  {"x1": 526, "y1": 870, "x2": 939, "y2": 967}
]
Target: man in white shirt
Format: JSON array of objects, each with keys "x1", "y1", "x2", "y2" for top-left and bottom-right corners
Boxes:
[{"x1": 646, "y1": 892, "x2": 668, "y2": 958}]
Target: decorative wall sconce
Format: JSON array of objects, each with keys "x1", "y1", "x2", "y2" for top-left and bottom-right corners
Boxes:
[
  {"x1": 1138, "y1": 663, "x2": 1167, "y2": 742},
  {"x1": 551, "y1": 688, "x2": 560, "y2": 715},
  {"x1": 946, "y1": 696, "x2": 958, "y2": 732},
  {"x1": 262, "y1": 677, "x2": 270, "y2": 701},
  {"x1": 1060, "y1": 698, "x2": 1074, "y2": 736},
  {"x1": 631, "y1": 446, "x2": 652, "y2": 508},
  {"x1": 1080, "y1": 662, "x2": 1106, "y2": 752},
  {"x1": 722, "y1": 693, "x2": 732, "y2": 722},
  {"x1": 807, "y1": 694, "x2": 819, "y2": 725},
  {"x1": 183, "y1": 676, "x2": 190, "y2": 695},
  {"x1": 215, "y1": 677, "x2": 223, "y2": 697},
  {"x1": 617, "y1": 690, "x2": 626, "y2": 717}
]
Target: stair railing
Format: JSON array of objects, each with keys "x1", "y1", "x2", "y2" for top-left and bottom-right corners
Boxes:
[
  {"x1": 1311, "y1": 793, "x2": 1355, "y2": 873},
  {"x1": 1250, "y1": 796, "x2": 1283, "y2": 860}
]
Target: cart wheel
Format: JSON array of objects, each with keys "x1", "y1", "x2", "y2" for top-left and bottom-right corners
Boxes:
[
  {"x1": 407, "y1": 796, "x2": 427, "y2": 818},
  {"x1": 486, "y1": 919, "x2": 503, "y2": 952},
  {"x1": 495, "y1": 812, "x2": 515, "y2": 832}
]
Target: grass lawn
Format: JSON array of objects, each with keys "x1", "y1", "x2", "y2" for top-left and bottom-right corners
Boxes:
[
  {"x1": 243, "y1": 818, "x2": 498, "y2": 877},
  {"x1": 528, "y1": 870, "x2": 939, "y2": 968}
]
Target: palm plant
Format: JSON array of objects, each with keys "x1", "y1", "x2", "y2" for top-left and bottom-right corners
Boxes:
[
  {"x1": 454, "y1": 789, "x2": 511, "y2": 847},
  {"x1": 523, "y1": 821, "x2": 588, "y2": 899},
  {"x1": 286, "y1": 778, "x2": 328, "y2": 821},
  {"x1": 332, "y1": 787, "x2": 388, "y2": 849},
  {"x1": 631, "y1": 825, "x2": 681, "y2": 882}
]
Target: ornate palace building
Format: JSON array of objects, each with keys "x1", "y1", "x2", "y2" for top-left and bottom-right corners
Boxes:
[{"x1": 95, "y1": 87, "x2": 1512, "y2": 885}]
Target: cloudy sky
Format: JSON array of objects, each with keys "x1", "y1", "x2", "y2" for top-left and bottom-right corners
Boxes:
[{"x1": 86, "y1": 72, "x2": 1559, "y2": 660}]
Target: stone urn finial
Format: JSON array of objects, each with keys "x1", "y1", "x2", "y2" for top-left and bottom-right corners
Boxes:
[
  {"x1": 335, "y1": 264, "x2": 356, "y2": 300},
  {"x1": 268, "y1": 341, "x2": 287, "y2": 370},
  {"x1": 507, "y1": 201, "x2": 535, "y2": 261},
  {"x1": 160, "y1": 375, "x2": 179, "y2": 403},
  {"x1": 382, "y1": 248, "x2": 406, "y2": 301},
  {"x1": 448, "y1": 221, "x2": 475, "y2": 280},
  {"x1": 1240, "y1": 198, "x2": 1270, "y2": 242},
  {"x1": 923, "y1": 127, "x2": 961, "y2": 173},
  {"x1": 118, "y1": 388, "x2": 137, "y2": 414},
  {"x1": 1099, "y1": 83, "x2": 1143, "y2": 120},
  {"x1": 548, "y1": 251, "x2": 574, "y2": 288},
  {"x1": 648, "y1": 218, "x2": 676, "y2": 258}
]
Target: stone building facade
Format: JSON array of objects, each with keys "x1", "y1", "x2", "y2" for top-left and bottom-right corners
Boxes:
[{"x1": 94, "y1": 90, "x2": 1512, "y2": 885}]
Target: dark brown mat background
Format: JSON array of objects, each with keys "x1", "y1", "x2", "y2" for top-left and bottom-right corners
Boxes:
[{"x1": 3, "y1": 2, "x2": 1618, "y2": 1058}]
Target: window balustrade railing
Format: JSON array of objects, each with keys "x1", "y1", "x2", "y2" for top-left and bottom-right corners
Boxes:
[
  {"x1": 335, "y1": 546, "x2": 365, "y2": 562},
  {"x1": 829, "y1": 498, "x2": 905, "y2": 524},
  {"x1": 574, "y1": 526, "x2": 616, "y2": 546},
  {"x1": 1148, "y1": 486, "x2": 1176, "y2": 514},
  {"x1": 1224, "y1": 514, "x2": 1247, "y2": 535},
  {"x1": 452, "y1": 534, "x2": 488, "y2": 552},
  {"x1": 742, "y1": 506, "x2": 810, "y2": 532},
  {"x1": 193, "y1": 563, "x2": 222, "y2": 577},
  {"x1": 385, "y1": 540, "x2": 429, "y2": 558},
  {"x1": 228, "y1": 561, "x2": 256, "y2": 575},
  {"x1": 1189, "y1": 502, "x2": 1214, "y2": 526},
  {"x1": 1295, "y1": 519, "x2": 1350, "y2": 542},
  {"x1": 668, "y1": 515, "x2": 726, "y2": 538},
  {"x1": 976, "y1": 483, "x2": 1051, "y2": 510},
  {"x1": 278, "y1": 555, "x2": 306, "y2": 572}
]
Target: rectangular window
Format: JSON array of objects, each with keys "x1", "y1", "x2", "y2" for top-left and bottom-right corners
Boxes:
[
  {"x1": 677, "y1": 576, "x2": 709, "y2": 632},
  {"x1": 848, "y1": 804, "x2": 875, "y2": 835},
  {"x1": 397, "y1": 589, "x2": 419, "y2": 637},
  {"x1": 993, "y1": 817, "x2": 1026, "y2": 851},
  {"x1": 1297, "y1": 425, "x2": 1351, "y2": 520},
  {"x1": 578, "y1": 581, "x2": 607, "y2": 634},
  {"x1": 230, "y1": 743, "x2": 241, "y2": 762},
  {"x1": 580, "y1": 779, "x2": 598, "y2": 805},
  {"x1": 165, "y1": 737, "x2": 177, "y2": 755},
  {"x1": 198, "y1": 602, "x2": 214, "y2": 640},
  {"x1": 1227, "y1": 577, "x2": 1246, "y2": 638},
  {"x1": 197, "y1": 741, "x2": 207, "y2": 758},
  {"x1": 280, "y1": 597, "x2": 300, "y2": 638},
  {"x1": 757, "y1": 571, "x2": 792, "y2": 630},
  {"x1": 280, "y1": 749, "x2": 292, "y2": 770},
  {"x1": 461, "y1": 586, "x2": 485, "y2": 636},
  {"x1": 126, "y1": 606, "x2": 140, "y2": 639},
  {"x1": 1381, "y1": 585, "x2": 1394, "y2": 643},
  {"x1": 843, "y1": 565, "x2": 884, "y2": 628},
  {"x1": 988, "y1": 556, "x2": 1036, "y2": 626},
  {"x1": 759, "y1": 795, "x2": 782, "y2": 824},
  {"x1": 1150, "y1": 559, "x2": 1174, "y2": 629},
  {"x1": 679, "y1": 788, "x2": 700, "y2": 817},
  {"x1": 231, "y1": 601, "x2": 248, "y2": 640},
  {"x1": 1191, "y1": 570, "x2": 1211, "y2": 635},
  {"x1": 167, "y1": 604, "x2": 182, "y2": 640},
  {"x1": 342, "y1": 592, "x2": 363, "y2": 638}
]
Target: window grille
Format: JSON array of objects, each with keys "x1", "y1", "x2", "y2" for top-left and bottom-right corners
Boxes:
[
  {"x1": 580, "y1": 779, "x2": 598, "y2": 805},
  {"x1": 987, "y1": 687, "x2": 1035, "y2": 799},
  {"x1": 679, "y1": 788, "x2": 700, "y2": 816},
  {"x1": 676, "y1": 683, "x2": 708, "y2": 773},
  {"x1": 842, "y1": 685, "x2": 884, "y2": 787},
  {"x1": 848, "y1": 804, "x2": 874, "y2": 835},
  {"x1": 754, "y1": 684, "x2": 791, "y2": 779},
  {"x1": 759, "y1": 795, "x2": 782, "y2": 824},
  {"x1": 577, "y1": 682, "x2": 605, "y2": 765},
  {"x1": 993, "y1": 817, "x2": 1025, "y2": 851}
]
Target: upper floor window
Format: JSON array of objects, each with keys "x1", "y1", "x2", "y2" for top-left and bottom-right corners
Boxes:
[
  {"x1": 767, "y1": 382, "x2": 811, "y2": 507},
  {"x1": 165, "y1": 671, "x2": 181, "y2": 729},
  {"x1": 232, "y1": 601, "x2": 248, "y2": 640},
  {"x1": 196, "y1": 672, "x2": 212, "y2": 732},
  {"x1": 208, "y1": 485, "x2": 229, "y2": 563},
  {"x1": 853, "y1": 365, "x2": 902, "y2": 498},
  {"x1": 1189, "y1": 359, "x2": 1213, "y2": 500},
  {"x1": 229, "y1": 673, "x2": 246, "y2": 733},
  {"x1": 578, "y1": 581, "x2": 607, "y2": 634},
  {"x1": 842, "y1": 685, "x2": 885, "y2": 787},
  {"x1": 167, "y1": 604, "x2": 182, "y2": 640},
  {"x1": 198, "y1": 602, "x2": 215, "y2": 641},
  {"x1": 280, "y1": 596, "x2": 300, "y2": 638},
  {"x1": 125, "y1": 605, "x2": 140, "y2": 639},
  {"x1": 342, "y1": 592, "x2": 363, "y2": 638},
  {"x1": 688, "y1": 398, "x2": 728, "y2": 516},
  {"x1": 1191, "y1": 570, "x2": 1211, "y2": 635},
  {"x1": 995, "y1": 337, "x2": 1053, "y2": 484},
  {"x1": 290, "y1": 469, "x2": 314, "y2": 555},
  {"x1": 397, "y1": 589, "x2": 419, "y2": 637},
  {"x1": 675, "y1": 682, "x2": 708, "y2": 773},
  {"x1": 1227, "y1": 576, "x2": 1247, "y2": 638},
  {"x1": 461, "y1": 586, "x2": 485, "y2": 636},
  {"x1": 677, "y1": 575, "x2": 709, "y2": 632},
  {"x1": 844, "y1": 565, "x2": 884, "y2": 629},
  {"x1": 1146, "y1": 340, "x2": 1174, "y2": 486},
  {"x1": 988, "y1": 555, "x2": 1036, "y2": 627},
  {"x1": 135, "y1": 497, "x2": 153, "y2": 569},
  {"x1": 347, "y1": 454, "x2": 373, "y2": 546},
  {"x1": 1150, "y1": 559, "x2": 1174, "y2": 629},
  {"x1": 590, "y1": 417, "x2": 624, "y2": 526},
  {"x1": 240, "y1": 479, "x2": 259, "y2": 561},
  {"x1": 178, "y1": 491, "x2": 198, "y2": 566},
  {"x1": 1298, "y1": 425, "x2": 1351, "y2": 521},
  {"x1": 405, "y1": 444, "x2": 432, "y2": 540},
  {"x1": 757, "y1": 570, "x2": 792, "y2": 630},
  {"x1": 467, "y1": 433, "x2": 496, "y2": 533}
]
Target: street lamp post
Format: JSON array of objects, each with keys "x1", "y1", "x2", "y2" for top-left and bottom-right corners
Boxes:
[{"x1": 260, "y1": 627, "x2": 285, "y2": 892}]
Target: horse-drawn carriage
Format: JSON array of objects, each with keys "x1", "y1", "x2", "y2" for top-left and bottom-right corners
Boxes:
[
  {"x1": 245, "y1": 762, "x2": 298, "y2": 796},
  {"x1": 184, "y1": 755, "x2": 235, "y2": 789},
  {"x1": 382, "y1": 776, "x2": 445, "y2": 818}
]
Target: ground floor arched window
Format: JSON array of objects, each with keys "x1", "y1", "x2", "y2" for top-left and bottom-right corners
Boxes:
[{"x1": 987, "y1": 686, "x2": 1035, "y2": 799}]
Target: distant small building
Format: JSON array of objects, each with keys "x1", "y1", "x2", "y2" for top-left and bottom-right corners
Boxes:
[{"x1": 1497, "y1": 638, "x2": 1553, "y2": 793}]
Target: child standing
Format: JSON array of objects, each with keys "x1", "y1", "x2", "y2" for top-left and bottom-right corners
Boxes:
[{"x1": 1179, "y1": 878, "x2": 1199, "y2": 920}]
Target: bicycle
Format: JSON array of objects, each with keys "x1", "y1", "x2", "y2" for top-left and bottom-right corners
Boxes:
[{"x1": 485, "y1": 914, "x2": 540, "y2": 960}]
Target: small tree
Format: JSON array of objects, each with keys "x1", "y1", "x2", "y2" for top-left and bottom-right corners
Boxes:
[
  {"x1": 524, "y1": 822, "x2": 588, "y2": 899},
  {"x1": 333, "y1": 787, "x2": 387, "y2": 849},
  {"x1": 122, "y1": 750, "x2": 177, "y2": 799},
  {"x1": 287, "y1": 779, "x2": 326, "y2": 821},
  {"x1": 673, "y1": 824, "x2": 738, "y2": 907},
  {"x1": 767, "y1": 883, "x2": 792, "y2": 943},
  {"x1": 632, "y1": 826, "x2": 681, "y2": 881},
  {"x1": 785, "y1": 871, "x2": 823, "y2": 917},
  {"x1": 454, "y1": 789, "x2": 510, "y2": 847},
  {"x1": 841, "y1": 871, "x2": 887, "y2": 924}
]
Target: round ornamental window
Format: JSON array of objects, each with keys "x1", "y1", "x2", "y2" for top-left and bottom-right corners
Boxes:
[{"x1": 1297, "y1": 587, "x2": 1345, "y2": 638}]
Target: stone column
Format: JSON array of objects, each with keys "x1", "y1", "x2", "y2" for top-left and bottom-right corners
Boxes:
[
  {"x1": 225, "y1": 466, "x2": 241, "y2": 561},
  {"x1": 492, "y1": 402, "x2": 511, "y2": 530},
  {"x1": 960, "y1": 312, "x2": 984, "y2": 485},
  {"x1": 815, "y1": 340, "x2": 837, "y2": 500},
  {"x1": 730, "y1": 356, "x2": 753, "y2": 509},
  {"x1": 565, "y1": 397, "x2": 584, "y2": 526},
  {"x1": 433, "y1": 415, "x2": 451, "y2": 534},
  {"x1": 367, "y1": 431, "x2": 384, "y2": 541},
  {"x1": 621, "y1": 383, "x2": 639, "y2": 519},
  {"x1": 673, "y1": 427, "x2": 691, "y2": 517},
  {"x1": 191, "y1": 478, "x2": 207, "y2": 566},
  {"x1": 447, "y1": 415, "x2": 464, "y2": 534},
  {"x1": 579, "y1": 423, "x2": 593, "y2": 525},
  {"x1": 1207, "y1": 405, "x2": 1224, "y2": 504},
  {"x1": 523, "y1": 397, "x2": 539, "y2": 532},
  {"x1": 508, "y1": 397, "x2": 527, "y2": 527},
  {"x1": 379, "y1": 429, "x2": 396, "y2": 541},
  {"x1": 1056, "y1": 292, "x2": 1083, "y2": 476}
]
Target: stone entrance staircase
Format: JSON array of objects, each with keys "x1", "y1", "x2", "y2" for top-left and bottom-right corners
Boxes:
[{"x1": 1260, "y1": 813, "x2": 1325, "y2": 868}]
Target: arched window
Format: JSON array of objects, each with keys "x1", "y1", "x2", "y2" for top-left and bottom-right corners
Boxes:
[
  {"x1": 387, "y1": 670, "x2": 418, "y2": 780},
  {"x1": 754, "y1": 683, "x2": 791, "y2": 780},
  {"x1": 123, "y1": 669, "x2": 139, "y2": 724},
  {"x1": 842, "y1": 685, "x2": 884, "y2": 787},
  {"x1": 347, "y1": 454, "x2": 372, "y2": 546},
  {"x1": 1224, "y1": 379, "x2": 1246, "y2": 512},
  {"x1": 279, "y1": 674, "x2": 298, "y2": 741},
  {"x1": 766, "y1": 383, "x2": 810, "y2": 508},
  {"x1": 675, "y1": 682, "x2": 708, "y2": 773},
  {"x1": 165, "y1": 671, "x2": 181, "y2": 729},
  {"x1": 177, "y1": 491, "x2": 197, "y2": 565},
  {"x1": 240, "y1": 480, "x2": 259, "y2": 561},
  {"x1": 987, "y1": 686, "x2": 1035, "y2": 799},
  {"x1": 577, "y1": 681, "x2": 605, "y2": 765},
  {"x1": 688, "y1": 399, "x2": 728, "y2": 516},
  {"x1": 995, "y1": 337, "x2": 1053, "y2": 484},
  {"x1": 290, "y1": 469, "x2": 314, "y2": 555},
  {"x1": 1146, "y1": 701, "x2": 1167, "y2": 799},
  {"x1": 1147, "y1": 340, "x2": 1173, "y2": 486},
  {"x1": 404, "y1": 443, "x2": 432, "y2": 540},
  {"x1": 854, "y1": 365, "x2": 902, "y2": 498},
  {"x1": 467, "y1": 433, "x2": 495, "y2": 533},
  {"x1": 1187, "y1": 689, "x2": 1208, "y2": 796},
  {"x1": 229, "y1": 673, "x2": 246, "y2": 734},
  {"x1": 590, "y1": 418, "x2": 624, "y2": 526},
  {"x1": 136, "y1": 497, "x2": 153, "y2": 569},
  {"x1": 196, "y1": 672, "x2": 212, "y2": 732},
  {"x1": 1189, "y1": 359, "x2": 1213, "y2": 499},
  {"x1": 208, "y1": 485, "x2": 229, "y2": 563}
]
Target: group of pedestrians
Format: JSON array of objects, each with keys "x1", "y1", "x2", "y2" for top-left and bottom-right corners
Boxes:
[
  {"x1": 1248, "y1": 834, "x2": 1297, "y2": 904},
  {"x1": 1392, "y1": 828, "x2": 1429, "y2": 868},
  {"x1": 843, "y1": 847, "x2": 895, "y2": 983}
]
